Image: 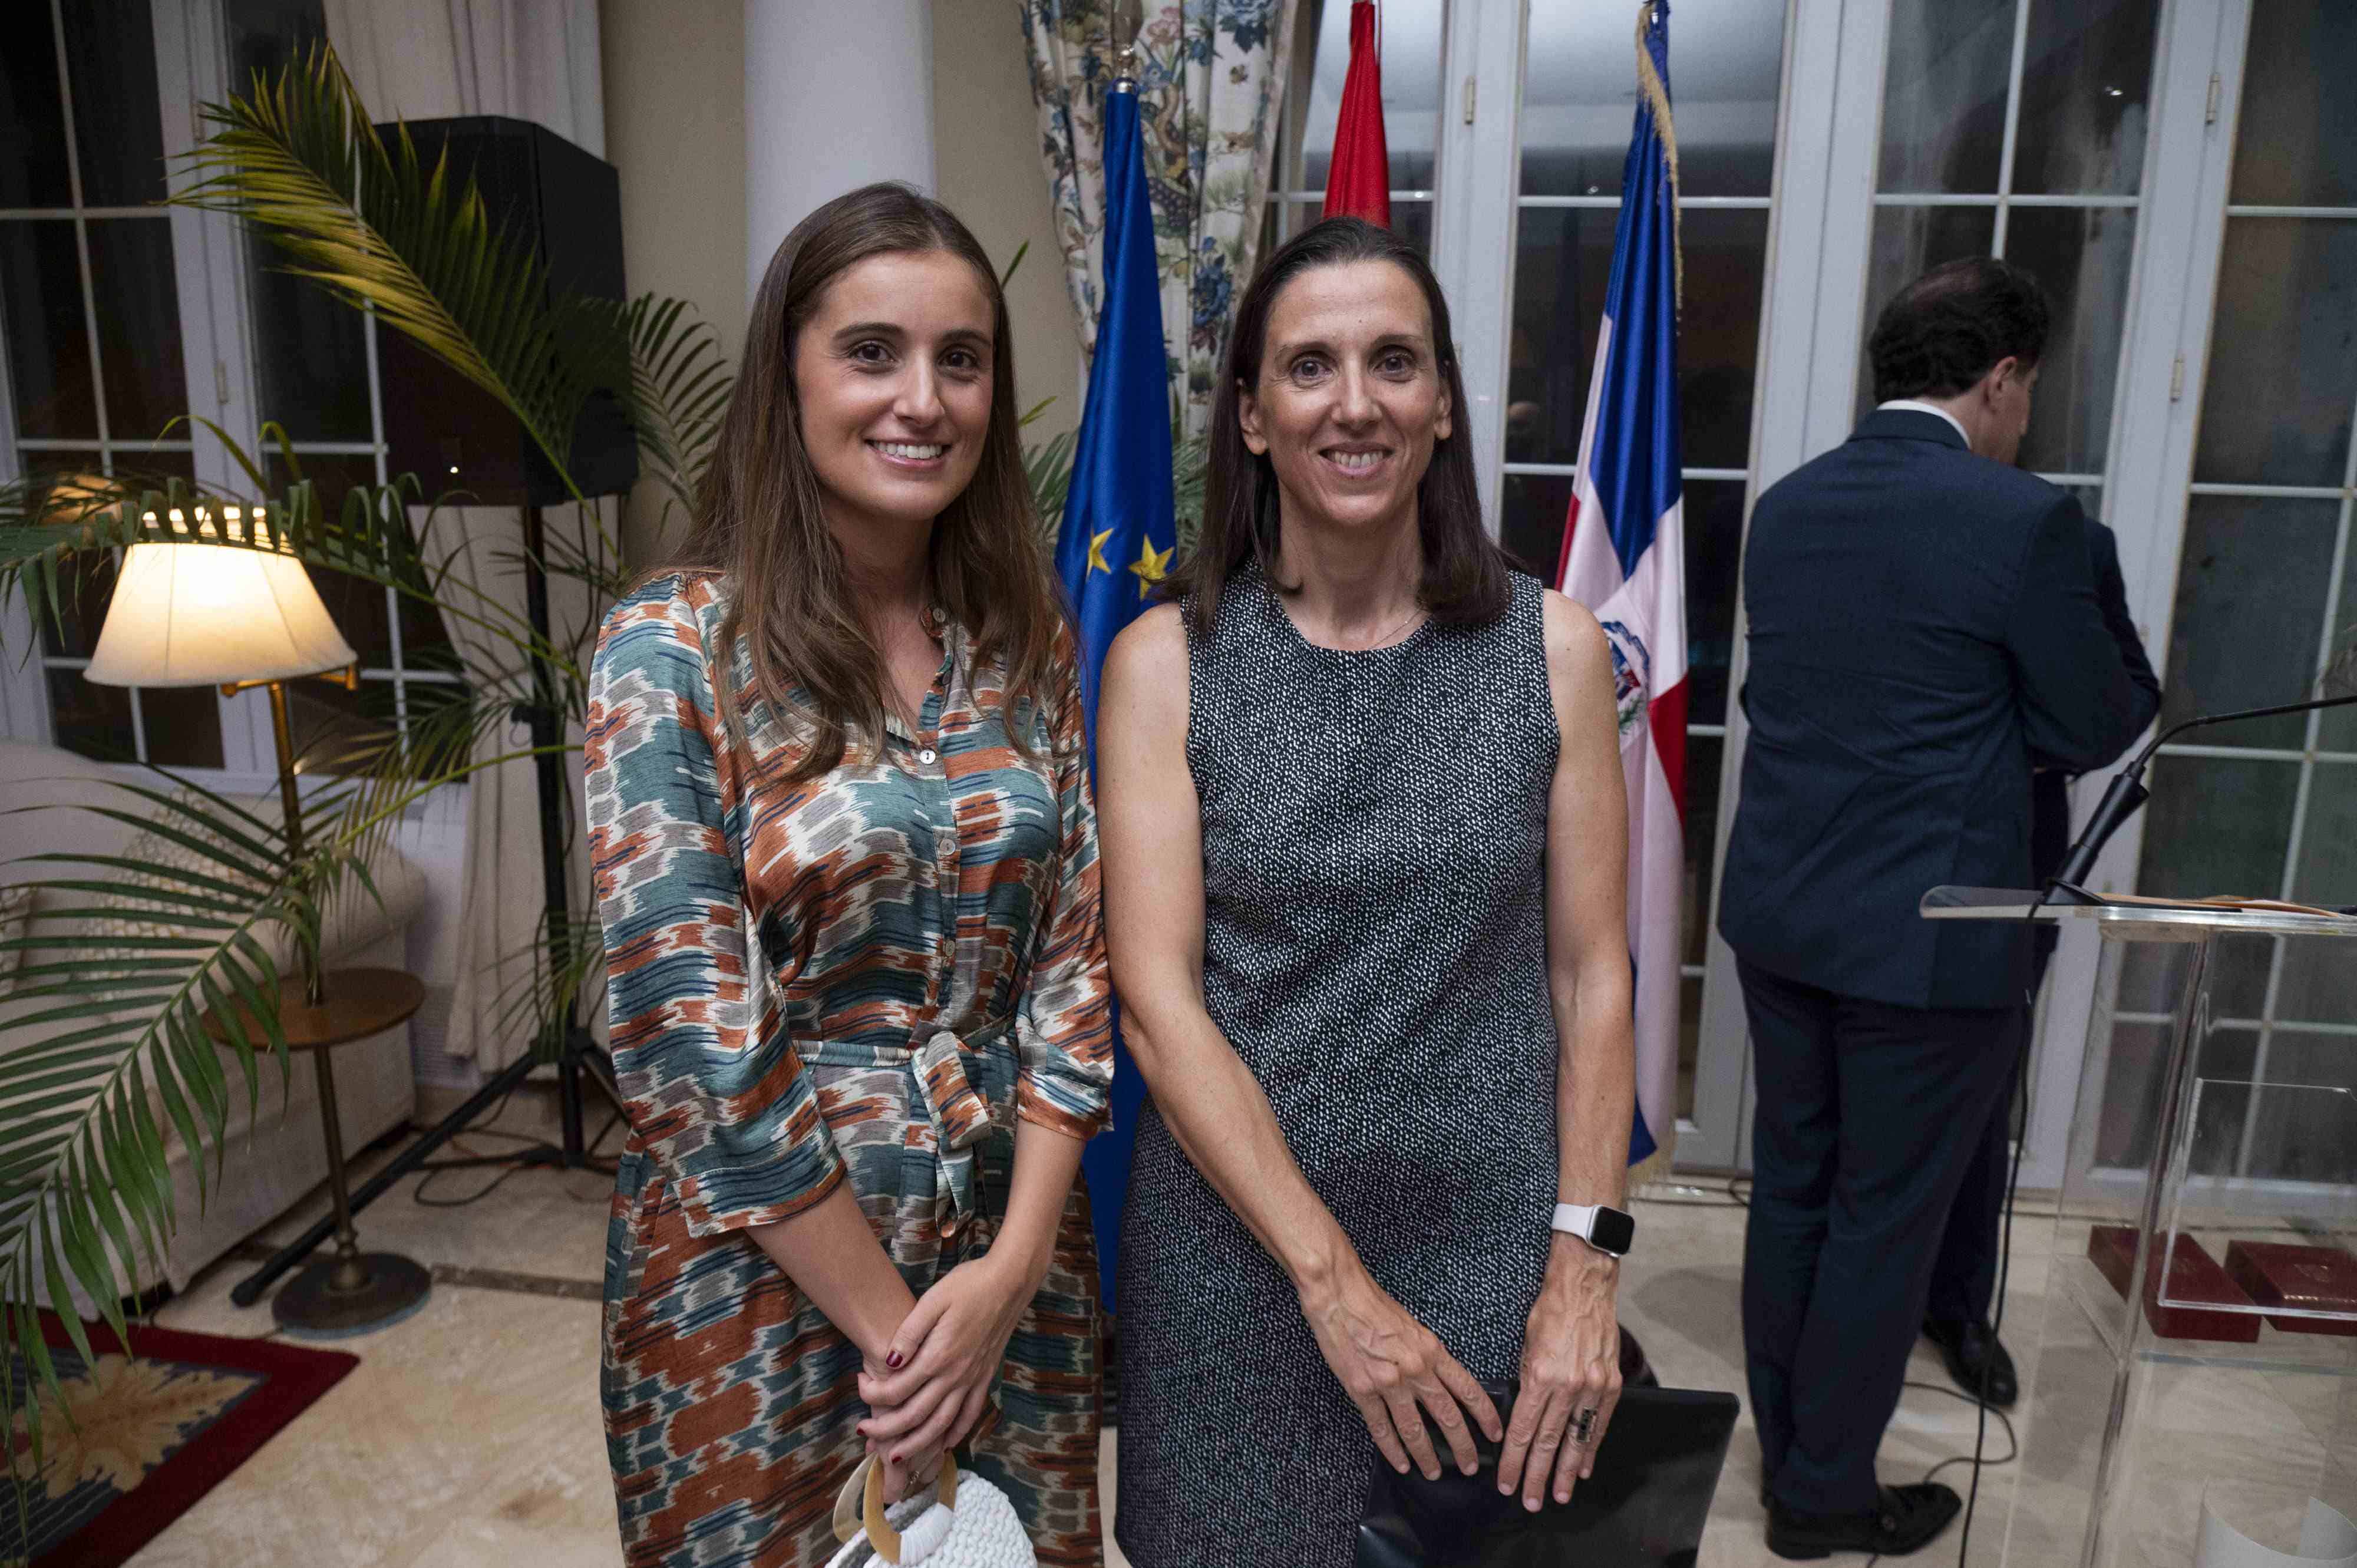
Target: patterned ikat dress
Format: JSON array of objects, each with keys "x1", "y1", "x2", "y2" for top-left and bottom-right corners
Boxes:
[{"x1": 585, "y1": 573, "x2": 1113, "y2": 1568}]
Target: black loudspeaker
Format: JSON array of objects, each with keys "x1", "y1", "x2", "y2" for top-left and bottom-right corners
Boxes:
[{"x1": 374, "y1": 115, "x2": 639, "y2": 504}]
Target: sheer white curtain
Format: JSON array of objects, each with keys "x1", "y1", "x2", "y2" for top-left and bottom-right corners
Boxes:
[{"x1": 324, "y1": 0, "x2": 608, "y2": 1069}]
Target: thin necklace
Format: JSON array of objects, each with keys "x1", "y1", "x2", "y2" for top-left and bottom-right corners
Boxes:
[{"x1": 1336, "y1": 602, "x2": 1425, "y2": 652}]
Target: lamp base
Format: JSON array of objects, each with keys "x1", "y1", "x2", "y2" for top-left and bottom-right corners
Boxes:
[{"x1": 271, "y1": 1251, "x2": 431, "y2": 1338}]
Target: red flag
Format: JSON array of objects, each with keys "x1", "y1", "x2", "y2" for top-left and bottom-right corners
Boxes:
[{"x1": 1322, "y1": 1, "x2": 1391, "y2": 226}]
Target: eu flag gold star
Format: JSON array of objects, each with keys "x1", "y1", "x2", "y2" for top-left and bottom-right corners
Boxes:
[
  {"x1": 1130, "y1": 537, "x2": 1174, "y2": 589},
  {"x1": 1087, "y1": 528, "x2": 1115, "y2": 575}
]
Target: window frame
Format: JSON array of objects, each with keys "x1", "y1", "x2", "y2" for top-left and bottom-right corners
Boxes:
[{"x1": 0, "y1": 0, "x2": 461, "y2": 799}]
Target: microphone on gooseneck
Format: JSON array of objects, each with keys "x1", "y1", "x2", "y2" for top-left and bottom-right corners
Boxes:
[{"x1": 2049, "y1": 645, "x2": 2357, "y2": 897}]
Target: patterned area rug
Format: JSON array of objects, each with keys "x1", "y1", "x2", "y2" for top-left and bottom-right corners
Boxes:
[{"x1": 4, "y1": 1312, "x2": 356, "y2": 1566}]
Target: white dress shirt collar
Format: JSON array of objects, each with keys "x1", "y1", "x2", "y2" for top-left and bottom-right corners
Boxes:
[{"x1": 1876, "y1": 398, "x2": 1972, "y2": 450}]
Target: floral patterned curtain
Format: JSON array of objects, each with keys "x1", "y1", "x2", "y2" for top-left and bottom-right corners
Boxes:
[{"x1": 1019, "y1": 1, "x2": 1299, "y2": 440}]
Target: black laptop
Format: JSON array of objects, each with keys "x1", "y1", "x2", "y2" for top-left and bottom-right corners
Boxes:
[{"x1": 1356, "y1": 1385, "x2": 1743, "y2": 1568}]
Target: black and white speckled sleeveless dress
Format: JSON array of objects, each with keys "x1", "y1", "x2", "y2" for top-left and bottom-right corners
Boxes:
[{"x1": 1114, "y1": 563, "x2": 1566, "y2": 1568}]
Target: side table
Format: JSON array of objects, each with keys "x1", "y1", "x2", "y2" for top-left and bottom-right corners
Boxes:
[{"x1": 217, "y1": 966, "x2": 432, "y2": 1335}]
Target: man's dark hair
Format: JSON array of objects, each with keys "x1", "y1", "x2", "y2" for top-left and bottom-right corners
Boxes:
[{"x1": 1868, "y1": 257, "x2": 2051, "y2": 402}]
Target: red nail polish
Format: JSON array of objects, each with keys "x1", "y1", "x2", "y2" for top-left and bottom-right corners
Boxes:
[{"x1": 886, "y1": 1351, "x2": 903, "y2": 1369}]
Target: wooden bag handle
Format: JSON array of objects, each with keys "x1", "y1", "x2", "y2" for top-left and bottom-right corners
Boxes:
[{"x1": 860, "y1": 1454, "x2": 960, "y2": 1564}]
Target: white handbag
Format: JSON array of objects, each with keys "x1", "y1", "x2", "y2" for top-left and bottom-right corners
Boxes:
[{"x1": 824, "y1": 1454, "x2": 1037, "y2": 1568}]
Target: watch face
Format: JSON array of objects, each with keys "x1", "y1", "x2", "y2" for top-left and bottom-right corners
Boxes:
[{"x1": 1592, "y1": 1207, "x2": 1636, "y2": 1256}]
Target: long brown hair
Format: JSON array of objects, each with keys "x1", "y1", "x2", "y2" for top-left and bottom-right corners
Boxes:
[
  {"x1": 1177, "y1": 216, "x2": 1510, "y2": 635},
  {"x1": 648, "y1": 183, "x2": 1062, "y2": 780}
]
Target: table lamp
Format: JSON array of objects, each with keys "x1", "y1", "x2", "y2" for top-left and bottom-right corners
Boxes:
[
  {"x1": 82, "y1": 506, "x2": 433, "y2": 1335},
  {"x1": 84, "y1": 506, "x2": 359, "y2": 991}
]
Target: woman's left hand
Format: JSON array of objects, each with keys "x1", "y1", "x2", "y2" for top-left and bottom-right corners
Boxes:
[
  {"x1": 856, "y1": 1240, "x2": 1046, "y2": 1483},
  {"x1": 1498, "y1": 1234, "x2": 1624, "y2": 1511}
]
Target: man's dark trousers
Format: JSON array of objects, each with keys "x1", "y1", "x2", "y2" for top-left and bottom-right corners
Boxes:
[{"x1": 1740, "y1": 958, "x2": 2022, "y2": 1513}]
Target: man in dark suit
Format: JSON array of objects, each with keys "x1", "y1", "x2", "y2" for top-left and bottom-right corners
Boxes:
[
  {"x1": 1719, "y1": 258, "x2": 2159, "y2": 1559},
  {"x1": 1922, "y1": 519, "x2": 2158, "y2": 1412}
]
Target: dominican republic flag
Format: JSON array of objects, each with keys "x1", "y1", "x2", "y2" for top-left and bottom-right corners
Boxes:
[
  {"x1": 1322, "y1": 1, "x2": 1390, "y2": 226},
  {"x1": 1553, "y1": 0, "x2": 1686, "y2": 1169},
  {"x1": 1055, "y1": 75, "x2": 1175, "y2": 1312}
]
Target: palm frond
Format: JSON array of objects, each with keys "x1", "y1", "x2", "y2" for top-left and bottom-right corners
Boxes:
[
  {"x1": 622, "y1": 295, "x2": 734, "y2": 544},
  {"x1": 0, "y1": 778, "x2": 375, "y2": 1467},
  {"x1": 1025, "y1": 429, "x2": 1077, "y2": 547}
]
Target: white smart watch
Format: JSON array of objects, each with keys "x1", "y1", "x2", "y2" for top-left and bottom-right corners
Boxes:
[{"x1": 1551, "y1": 1202, "x2": 1636, "y2": 1258}]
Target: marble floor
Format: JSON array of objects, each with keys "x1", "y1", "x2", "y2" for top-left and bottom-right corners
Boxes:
[{"x1": 120, "y1": 1087, "x2": 2339, "y2": 1568}]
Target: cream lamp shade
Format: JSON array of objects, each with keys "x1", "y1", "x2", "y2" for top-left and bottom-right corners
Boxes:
[{"x1": 84, "y1": 531, "x2": 357, "y2": 688}]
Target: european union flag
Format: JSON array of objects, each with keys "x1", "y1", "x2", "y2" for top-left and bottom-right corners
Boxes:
[{"x1": 1056, "y1": 77, "x2": 1173, "y2": 1315}]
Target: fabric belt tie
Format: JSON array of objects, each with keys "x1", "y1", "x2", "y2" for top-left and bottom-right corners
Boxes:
[
  {"x1": 806, "y1": 1022, "x2": 1014, "y2": 1226},
  {"x1": 913, "y1": 1026, "x2": 1002, "y2": 1224}
]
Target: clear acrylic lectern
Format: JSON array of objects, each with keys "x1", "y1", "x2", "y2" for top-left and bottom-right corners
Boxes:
[{"x1": 1922, "y1": 887, "x2": 2356, "y2": 1568}]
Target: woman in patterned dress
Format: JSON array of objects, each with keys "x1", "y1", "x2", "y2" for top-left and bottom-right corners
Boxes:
[
  {"x1": 1094, "y1": 218, "x2": 1639, "y2": 1565},
  {"x1": 585, "y1": 184, "x2": 1112, "y2": 1568}
]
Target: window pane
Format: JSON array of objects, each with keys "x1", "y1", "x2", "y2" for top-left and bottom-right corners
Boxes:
[
  {"x1": 2134, "y1": 753, "x2": 2299, "y2": 905},
  {"x1": 0, "y1": 3, "x2": 74, "y2": 207},
  {"x1": 137, "y1": 684, "x2": 225, "y2": 770},
  {"x1": 1878, "y1": 0, "x2": 2017, "y2": 194},
  {"x1": 250, "y1": 260, "x2": 374, "y2": 443},
  {"x1": 1678, "y1": 210, "x2": 1767, "y2": 470},
  {"x1": 35, "y1": 513, "x2": 119, "y2": 661},
  {"x1": 1683, "y1": 734, "x2": 1723, "y2": 970},
  {"x1": 2159, "y1": 497, "x2": 2341, "y2": 749},
  {"x1": 288, "y1": 676, "x2": 397, "y2": 775},
  {"x1": 1855, "y1": 204, "x2": 1996, "y2": 415},
  {"x1": 2005, "y1": 204, "x2": 2137, "y2": 474},
  {"x1": 1520, "y1": 0, "x2": 1785, "y2": 199},
  {"x1": 0, "y1": 219, "x2": 98, "y2": 438},
  {"x1": 2321, "y1": 537, "x2": 2357, "y2": 755},
  {"x1": 85, "y1": 218, "x2": 186, "y2": 444},
  {"x1": 1507, "y1": 207, "x2": 1765, "y2": 470},
  {"x1": 1683, "y1": 478, "x2": 1743, "y2": 728},
  {"x1": 2095, "y1": 1021, "x2": 2256, "y2": 1170},
  {"x1": 1506, "y1": 207, "x2": 1610, "y2": 466},
  {"x1": 2276, "y1": 761, "x2": 2357, "y2": 1024},
  {"x1": 266, "y1": 450, "x2": 393, "y2": 665},
  {"x1": 2009, "y1": 0, "x2": 2160, "y2": 197},
  {"x1": 32, "y1": 452, "x2": 200, "y2": 662},
  {"x1": 47, "y1": 667, "x2": 136, "y2": 761},
  {"x1": 1297, "y1": 0, "x2": 1444, "y2": 190},
  {"x1": 2244, "y1": 1028, "x2": 2357, "y2": 1184},
  {"x1": 59, "y1": 0, "x2": 168, "y2": 206},
  {"x1": 2192, "y1": 217, "x2": 2357, "y2": 488},
  {"x1": 2229, "y1": 0, "x2": 2357, "y2": 209},
  {"x1": 2115, "y1": 932, "x2": 2272, "y2": 1022},
  {"x1": 1266, "y1": 197, "x2": 1431, "y2": 262},
  {"x1": 230, "y1": 0, "x2": 367, "y2": 443},
  {"x1": 1497, "y1": 471, "x2": 1574, "y2": 582}
]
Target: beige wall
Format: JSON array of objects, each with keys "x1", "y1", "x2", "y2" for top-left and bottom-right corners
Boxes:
[
  {"x1": 600, "y1": 0, "x2": 747, "y2": 567},
  {"x1": 930, "y1": 1, "x2": 1082, "y2": 451},
  {"x1": 598, "y1": 1, "x2": 1077, "y2": 570}
]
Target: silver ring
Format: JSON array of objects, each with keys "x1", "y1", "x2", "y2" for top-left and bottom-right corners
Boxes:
[{"x1": 1573, "y1": 1407, "x2": 1598, "y2": 1444}]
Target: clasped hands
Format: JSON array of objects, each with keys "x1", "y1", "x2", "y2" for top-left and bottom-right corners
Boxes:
[
  {"x1": 1301, "y1": 1233, "x2": 1623, "y2": 1512},
  {"x1": 855, "y1": 1239, "x2": 1048, "y2": 1502}
]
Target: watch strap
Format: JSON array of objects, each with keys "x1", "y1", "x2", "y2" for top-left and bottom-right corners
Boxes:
[{"x1": 1551, "y1": 1202, "x2": 1600, "y2": 1239}]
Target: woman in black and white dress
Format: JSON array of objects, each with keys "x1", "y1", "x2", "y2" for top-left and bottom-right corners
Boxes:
[{"x1": 1094, "y1": 217, "x2": 1640, "y2": 1567}]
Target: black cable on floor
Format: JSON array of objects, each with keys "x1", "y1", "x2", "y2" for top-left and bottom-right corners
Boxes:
[{"x1": 408, "y1": 1087, "x2": 622, "y2": 1208}]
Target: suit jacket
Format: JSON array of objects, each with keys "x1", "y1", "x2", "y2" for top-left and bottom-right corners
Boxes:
[
  {"x1": 2032, "y1": 521, "x2": 2161, "y2": 976},
  {"x1": 1718, "y1": 410, "x2": 2161, "y2": 1011}
]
